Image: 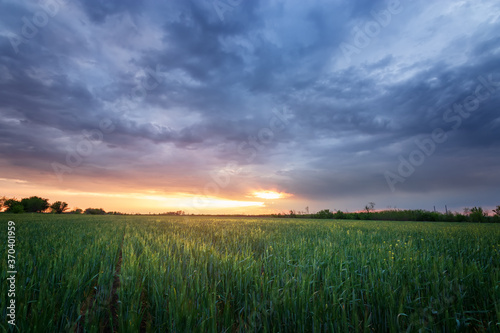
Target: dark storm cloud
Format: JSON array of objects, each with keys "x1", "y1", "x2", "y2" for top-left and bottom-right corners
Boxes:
[
  {"x1": 77, "y1": 0, "x2": 144, "y2": 23},
  {"x1": 1, "y1": 0, "x2": 499, "y2": 209}
]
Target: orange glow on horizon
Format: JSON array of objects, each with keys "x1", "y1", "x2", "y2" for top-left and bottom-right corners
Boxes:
[
  {"x1": 0, "y1": 177, "x2": 266, "y2": 213},
  {"x1": 0, "y1": 178, "x2": 282, "y2": 214}
]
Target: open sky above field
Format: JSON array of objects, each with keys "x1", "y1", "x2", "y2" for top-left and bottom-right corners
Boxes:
[{"x1": 1, "y1": 0, "x2": 499, "y2": 214}]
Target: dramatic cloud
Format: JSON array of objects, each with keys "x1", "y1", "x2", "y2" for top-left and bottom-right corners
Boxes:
[{"x1": 0, "y1": 0, "x2": 499, "y2": 213}]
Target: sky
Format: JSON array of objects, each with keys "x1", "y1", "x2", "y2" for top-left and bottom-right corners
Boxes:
[{"x1": 0, "y1": 0, "x2": 499, "y2": 214}]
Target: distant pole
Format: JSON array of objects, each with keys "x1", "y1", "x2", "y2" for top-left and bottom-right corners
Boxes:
[
  {"x1": 434, "y1": 206, "x2": 436, "y2": 212},
  {"x1": 445, "y1": 205, "x2": 448, "y2": 214}
]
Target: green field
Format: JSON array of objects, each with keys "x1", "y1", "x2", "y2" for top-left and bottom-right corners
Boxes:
[{"x1": 1, "y1": 214, "x2": 499, "y2": 332}]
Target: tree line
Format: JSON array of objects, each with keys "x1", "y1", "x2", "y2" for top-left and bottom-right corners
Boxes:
[
  {"x1": 275, "y1": 203, "x2": 500, "y2": 223},
  {"x1": 0, "y1": 196, "x2": 112, "y2": 215},
  {"x1": 2, "y1": 196, "x2": 499, "y2": 222},
  {"x1": 0, "y1": 196, "x2": 186, "y2": 216}
]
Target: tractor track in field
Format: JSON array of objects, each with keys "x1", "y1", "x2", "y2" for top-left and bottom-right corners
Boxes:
[
  {"x1": 102, "y1": 231, "x2": 125, "y2": 332},
  {"x1": 75, "y1": 227, "x2": 151, "y2": 332},
  {"x1": 75, "y1": 230, "x2": 125, "y2": 333},
  {"x1": 74, "y1": 283, "x2": 98, "y2": 333},
  {"x1": 139, "y1": 288, "x2": 152, "y2": 332}
]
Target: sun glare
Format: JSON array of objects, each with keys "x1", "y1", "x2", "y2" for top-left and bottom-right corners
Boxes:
[{"x1": 253, "y1": 191, "x2": 292, "y2": 200}]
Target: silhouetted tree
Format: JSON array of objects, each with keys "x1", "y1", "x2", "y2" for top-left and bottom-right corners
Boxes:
[
  {"x1": 470, "y1": 207, "x2": 486, "y2": 222},
  {"x1": 365, "y1": 202, "x2": 375, "y2": 213},
  {"x1": 4, "y1": 199, "x2": 24, "y2": 213},
  {"x1": 493, "y1": 205, "x2": 500, "y2": 217},
  {"x1": 20, "y1": 196, "x2": 49, "y2": 213},
  {"x1": 51, "y1": 201, "x2": 68, "y2": 214}
]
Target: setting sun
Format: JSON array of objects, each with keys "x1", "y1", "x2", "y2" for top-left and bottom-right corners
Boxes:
[{"x1": 252, "y1": 191, "x2": 292, "y2": 200}]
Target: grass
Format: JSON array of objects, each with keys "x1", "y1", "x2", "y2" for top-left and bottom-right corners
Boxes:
[{"x1": 1, "y1": 214, "x2": 499, "y2": 332}]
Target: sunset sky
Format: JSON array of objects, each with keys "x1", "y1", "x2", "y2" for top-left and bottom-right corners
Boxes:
[{"x1": 1, "y1": 0, "x2": 499, "y2": 214}]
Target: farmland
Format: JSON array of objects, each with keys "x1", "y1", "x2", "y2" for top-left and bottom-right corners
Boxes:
[{"x1": 1, "y1": 214, "x2": 499, "y2": 332}]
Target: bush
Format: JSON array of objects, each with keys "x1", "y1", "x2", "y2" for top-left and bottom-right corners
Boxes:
[
  {"x1": 84, "y1": 208, "x2": 106, "y2": 215},
  {"x1": 415, "y1": 210, "x2": 439, "y2": 222},
  {"x1": 315, "y1": 209, "x2": 334, "y2": 219},
  {"x1": 454, "y1": 213, "x2": 468, "y2": 222},
  {"x1": 334, "y1": 210, "x2": 345, "y2": 219},
  {"x1": 10, "y1": 204, "x2": 25, "y2": 214}
]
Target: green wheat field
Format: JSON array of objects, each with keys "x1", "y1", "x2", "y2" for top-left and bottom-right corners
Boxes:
[{"x1": 1, "y1": 214, "x2": 499, "y2": 332}]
